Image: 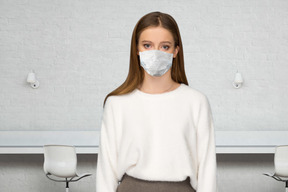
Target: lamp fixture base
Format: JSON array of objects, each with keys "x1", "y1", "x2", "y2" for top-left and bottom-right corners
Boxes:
[
  {"x1": 30, "y1": 80, "x2": 40, "y2": 89},
  {"x1": 232, "y1": 82, "x2": 242, "y2": 89}
]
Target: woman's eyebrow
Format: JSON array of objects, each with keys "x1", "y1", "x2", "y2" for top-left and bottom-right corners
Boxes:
[
  {"x1": 160, "y1": 41, "x2": 172, "y2": 44},
  {"x1": 141, "y1": 40, "x2": 152, "y2": 43},
  {"x1": 141, "y1": 40, "x2": 172, "y2": 44}
]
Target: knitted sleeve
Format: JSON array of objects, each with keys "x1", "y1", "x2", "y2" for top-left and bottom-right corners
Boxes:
[
  {"x1": 96, "y1": 97, "x2": 118, "y2": 192},
  {"x1": 196, "y1": 96, "x2": 217, "y2": 192}
]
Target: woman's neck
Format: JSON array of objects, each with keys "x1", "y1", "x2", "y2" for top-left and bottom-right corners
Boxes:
[{"x1": 138, "y1": 70, "x2": 180, "y2": 94}]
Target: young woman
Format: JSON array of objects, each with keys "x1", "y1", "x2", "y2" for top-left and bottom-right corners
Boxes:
[{"x1": 96, "y1": 12, "x2": 217, "y2": 192}]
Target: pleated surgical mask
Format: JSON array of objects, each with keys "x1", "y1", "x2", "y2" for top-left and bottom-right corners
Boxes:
[{"x1": 139, "y1": 50, "x2": 173, "y2": 77}]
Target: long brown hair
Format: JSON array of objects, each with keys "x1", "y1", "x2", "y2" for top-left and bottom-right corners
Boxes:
[{"x1": 103, "y1": 11, "x2": 188, "y2": 106}]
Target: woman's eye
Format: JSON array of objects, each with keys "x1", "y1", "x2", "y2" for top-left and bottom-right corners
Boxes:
[
  {"x1": 162, "y1": 45, "x2": 170, "y2": 50},
  {"x1": 144, "y1": 44, "x2": 151, "y2": 49}
]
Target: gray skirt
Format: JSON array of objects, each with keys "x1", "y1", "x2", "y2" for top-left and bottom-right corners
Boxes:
[{"x1": 116, "y1": 173, "x2": 196, "y2": 192}]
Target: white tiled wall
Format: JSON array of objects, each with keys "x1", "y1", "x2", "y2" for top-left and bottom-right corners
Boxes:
[
  {"x1": 1, "y1": 0, "x2": 287, "y2": 132},
  {"x1": 0, "y1": 0, "x2": 287, "y2": 191}
]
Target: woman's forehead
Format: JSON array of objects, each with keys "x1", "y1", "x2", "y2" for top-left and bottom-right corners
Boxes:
[{"x1": 139, "y1": 26, "x2": 174, "y2": 43}]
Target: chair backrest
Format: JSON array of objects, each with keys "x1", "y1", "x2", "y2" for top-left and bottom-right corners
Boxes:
[
  {"x1": 43, "y1": 145, "x2": 77, "y2": 178},
  {"x1": 274, "y1": 145, "x2": 288, "y2": 177}
]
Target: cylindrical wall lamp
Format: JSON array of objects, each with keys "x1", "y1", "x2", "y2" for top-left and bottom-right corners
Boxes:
[
  {"x1": 232, "y1": 72, "x2": 243, "y2": 89},
  {"x1": 27, "y1": 70, "x2": 40, "y2": 89}
]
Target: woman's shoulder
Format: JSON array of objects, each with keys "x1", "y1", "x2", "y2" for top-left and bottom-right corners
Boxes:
[
  {"x1": 180, "y1": 84, "x2": 208, "y2": 101},
  {"x1": 180, "y1": 84, "x2": 212, "y2": 110},
  {"x1": 104, "y1": 90, "x2": 136, "y2": 107}
]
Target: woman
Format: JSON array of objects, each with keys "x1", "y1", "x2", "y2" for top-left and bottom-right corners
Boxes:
[{"x1": 96, "y1": 11, "x2": 217, "y2": 192}]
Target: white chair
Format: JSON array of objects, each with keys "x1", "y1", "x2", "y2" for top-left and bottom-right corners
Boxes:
[
  {"x1": 264, "y1": 145, "x2": 288, "y2": 192},
  {"x1": 43, "y1": 145, "x2": 92, "y2": 192}
]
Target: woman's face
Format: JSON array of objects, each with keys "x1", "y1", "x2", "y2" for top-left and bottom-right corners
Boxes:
[{"x1": 137, "y1": 26, "x2": 179, "y2": 58}]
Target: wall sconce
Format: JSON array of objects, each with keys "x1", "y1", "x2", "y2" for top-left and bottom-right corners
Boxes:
[
  {"x1": 232, "y1": 72, "x2": 243, "y2": 89},
  {"x1": 27, "y1": 70, "x2": 40, "y2": 89}
]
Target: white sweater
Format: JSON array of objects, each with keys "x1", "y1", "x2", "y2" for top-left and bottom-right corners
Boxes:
[{"x1": 96, "y1": 83, "x2": 217, "y2": 192}]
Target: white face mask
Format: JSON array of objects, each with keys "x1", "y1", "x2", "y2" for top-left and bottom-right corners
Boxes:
[{"x1": 139, "y1": 50, "x2": 173, "y2": 77}]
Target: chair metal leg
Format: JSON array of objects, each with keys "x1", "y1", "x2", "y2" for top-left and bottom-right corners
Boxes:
[
  {"x1": 46, "y1": 172, "x2": 91, "y2": 191},
  {"x1": 66, "y1": 178, "x2": 69, "y2": 192},
  {"x1": 286, "y1": 181, "x2": 288, "y2": 192}
]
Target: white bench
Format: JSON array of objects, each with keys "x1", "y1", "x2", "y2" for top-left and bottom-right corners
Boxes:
[
  {"x1": 0, "y1": 131, "x2": 99, "y2": 154},
  {"x1": 216, "y1": 131, "x2": 288, "y2": 154},
  {"x1": 0, "y1": 131, "x2": 287, "y2": 154}
]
